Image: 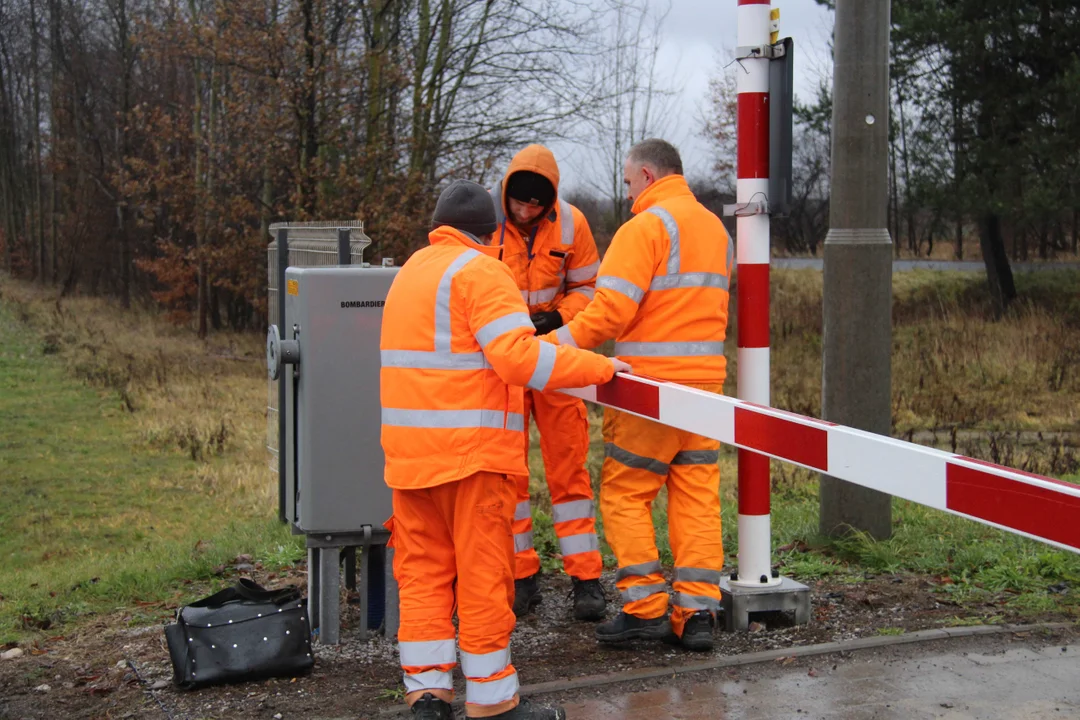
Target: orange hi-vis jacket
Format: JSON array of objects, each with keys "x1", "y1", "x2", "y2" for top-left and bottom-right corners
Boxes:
[
  {"x1": 380, "y1": 226, "x2": 616, "y2": 489},
  {"x1": 548, "y1": 175, "x2": 733, "y2": 383},
  {"x1": 492, "y1": 145, "x2": 600, "y2": 321}
]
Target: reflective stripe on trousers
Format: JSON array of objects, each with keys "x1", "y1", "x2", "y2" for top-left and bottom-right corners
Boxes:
[
  {"x1": 399, "y1": 638, "x2": 457, "y2": 667},
  {"x1": 466, "y1": 671, "x2": 519, "y2": 706},
  {"x1": 403, "y1": 669, "x2": 454, "y2": 693},
  {"x1": 674, "y1": 567, "x2": 723, "y2": 584},
  {"x1": 620, "y1": 582, "x2": 667, "y2": 603},
  {"x1": 558, "y1": 533, "x2": 599, "y2": 557},
  {"x1": 615, "y1": 559, "x2": 667, "y2": 604},
  {"x1": 459, "y1": 647, "x2": 511, "y2": 678},
  {"x1": 551, "y1": 499, "x2": 599, "y2": 557},
  {"x1": 615, "y1": 559, "x2": 663, "y2": 581},
  {"x1": 552, "y1": 498, "x2": 594, "y2": 523},
  {"x1": 513, "y1": 500, "x2": 531, "y2": 522},
  {"x1": 514, "y1": 531, "x2": 533, "y2": 553},
  {"x1": 673, "y1": 592, "x2": 721, "y2": 612},
  {"x1": 605, "y1": 442, "x2": 669, "y2": 475}
]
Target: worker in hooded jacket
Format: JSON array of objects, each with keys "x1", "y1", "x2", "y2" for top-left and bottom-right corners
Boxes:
[
  {"x1": 489, "y1": 145, "x2": 606, "y2": 621},
  {"x1": 381, "y1": 179, "x2": 630, "y2": 720},
  {"x1": 541, "y1": 139, "x2": 733, "y2": 652}
]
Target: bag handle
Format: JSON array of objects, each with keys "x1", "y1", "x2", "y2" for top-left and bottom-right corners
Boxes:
[
  {"x1": 234, "y1": 578, "x2": 301, "y2": 605},
  {"x1": 186, "y1": 579, "x2": 301, "y2": 609}
]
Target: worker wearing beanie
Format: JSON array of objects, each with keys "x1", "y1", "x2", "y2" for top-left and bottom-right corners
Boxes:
[
  {"x1": 381, "y1": 179, "x2": 630, "y2": 720},
  {"x1": 489, "y1": 145, "x2": 606, "y2": 622},
  {"x1": 541, "y1": 139, "x2": 732, "y2": 653}
]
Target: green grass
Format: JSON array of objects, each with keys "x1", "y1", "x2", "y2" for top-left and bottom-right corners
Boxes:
[
  {"x1": 0, "y1": 301, "x2": 303, "y2": 642},
  {"x1": 4, "y1": 266, "x2": 1080, "y2": 643},
  {"x1": 526, "y1": 413, "x2": 1080, "y2": 618}
]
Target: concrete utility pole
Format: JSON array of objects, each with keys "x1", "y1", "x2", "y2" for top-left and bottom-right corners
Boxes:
[{"x1": 820, "y1": 0, "x2": 893, "y2": 539}]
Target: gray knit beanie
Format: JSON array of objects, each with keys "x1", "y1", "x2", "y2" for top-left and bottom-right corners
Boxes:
[{"x1": 431, "y1": 180, "x2": 498, "y2": 237}]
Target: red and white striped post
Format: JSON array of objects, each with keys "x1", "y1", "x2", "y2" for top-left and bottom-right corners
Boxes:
[{"x1": 733, "y1": 0, "x2": 779, "y2": 587}]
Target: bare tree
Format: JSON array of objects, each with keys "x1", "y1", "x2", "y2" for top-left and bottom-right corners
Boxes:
[{"x1": 572, "y1": 0, "x2": 680, "y2": 230}]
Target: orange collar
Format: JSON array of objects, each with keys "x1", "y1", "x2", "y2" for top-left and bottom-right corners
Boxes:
[
  {"x1": 630, "y1": 174, "x2": 694, "y2": 215},
  {"x1": 428, "y1": 225, "x2": 501, "y2": 258}
]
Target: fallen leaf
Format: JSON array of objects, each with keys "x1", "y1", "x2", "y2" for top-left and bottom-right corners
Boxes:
[{"x1": 808, "y1": 668, "x2": 818, "y2": 677}]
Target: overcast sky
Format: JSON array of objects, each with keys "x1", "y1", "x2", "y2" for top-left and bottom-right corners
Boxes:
[{"x1": 551, "y1": 0, "x2": 835, "y2": 194}]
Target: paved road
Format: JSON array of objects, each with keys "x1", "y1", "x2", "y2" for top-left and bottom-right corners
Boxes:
[
  {"x1": 773, "y1": 258, "x2": 1080, "y2": 273},
  {"x1": 558, "y1": 636, "x2": 1079, "y2": 720}
]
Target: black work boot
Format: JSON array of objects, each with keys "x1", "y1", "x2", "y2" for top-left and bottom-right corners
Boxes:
[
  {"x1": 570, "y1": 578, "x2": 607, "y2": 621},
  {"x1": 410, "y1": 692, "x2": 453, "y2": 720},
  {"x1": 594, "y1": 611, "x2": 671, "y2": 643},
  {"x1": 671, "y1": 610, "x2": 716, "y2": 652},
  {"x1": 513, "y1": 572, "x2": 542, "y2": 618},
  {"x1": 487, "y1": 697, "x2": 567, "y2": 720}
]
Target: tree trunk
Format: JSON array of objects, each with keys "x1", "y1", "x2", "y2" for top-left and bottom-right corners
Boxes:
[
  {"x1": 117, "y1": 0, "x2": 132, "y2": 308},
  {"x1": 980, "y1": 212, "x2": 1016, "y2": 317},
  {"x1": 190, "y1": 0, "x2": 208, "y2": 339},
  {"x1": 49, "y1": 0, "x2": 60, "y2": 283},
  {"x1": 951, "y1": 73, "x2": 964, "y2": 260},
  {"x1": 897, "y1": 81, "x2": 917, "y2": 257},
  {"x1": 30, "y1": 0, "x2": 45, "y2": 283},
  {"x1": 1073, "y1": 208, "x2": 1078, "y2": 255},
  {"x1": 955, "y1": 215, "x2": 963, "y2": 260}
]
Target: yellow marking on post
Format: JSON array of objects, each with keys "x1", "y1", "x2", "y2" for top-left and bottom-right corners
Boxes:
[
  {"x1": 286, "y1": 279, "x2": 299, "y2": 296},
  {"x1": 770, "y1": 8, "x2": 780, "y2": 44}
]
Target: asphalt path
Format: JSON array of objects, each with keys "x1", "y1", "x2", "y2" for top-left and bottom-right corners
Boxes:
[{"x1": 772, "y1": 258, "x2": 1080, "y2": 272}]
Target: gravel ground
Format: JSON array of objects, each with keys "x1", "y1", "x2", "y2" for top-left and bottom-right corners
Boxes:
[{"x1": 1, "y1": 567, "x2": 1076, "y2": 720}]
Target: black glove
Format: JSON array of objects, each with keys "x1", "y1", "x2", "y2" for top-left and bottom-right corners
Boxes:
[{"x1": 530, "y1": 310, "x2": 564, "y2": 334}]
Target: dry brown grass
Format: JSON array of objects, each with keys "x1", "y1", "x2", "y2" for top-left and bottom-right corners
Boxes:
[
  {"x1": 724, "y1": 267, "x2": 1080, "y2": 475},
  {"x1": 1, "y1": 279, "x2": 271, "y2": 513},
  {"x1": 6, "y1": 265, "x2": 1078, "y2": 501}
]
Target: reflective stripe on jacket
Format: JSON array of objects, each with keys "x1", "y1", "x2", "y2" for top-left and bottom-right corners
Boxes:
[
  {"x1": 380, "y1": 226, "x2": 615, "y2": 490},
  {"x1": 547, "y1": 174, "x2": 732, "y2": 384},
  {"x1": 491, "y1": 144, "x2": 600, "y2": 323}
]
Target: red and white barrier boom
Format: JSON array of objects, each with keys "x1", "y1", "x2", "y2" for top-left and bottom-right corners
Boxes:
[{"x1": 566, "y1": 375, "x2": 1080, "y2": 555}]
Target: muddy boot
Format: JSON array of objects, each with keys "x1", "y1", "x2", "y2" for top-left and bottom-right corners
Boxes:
[
  {"x1": 670, "y1": 610, "x2": 715, "y2": 652},
  {"x1": 486, "y1": 697, "x2": 567, "y2": 720},
  {"x1": 570, "y1": 578, "x2": 607, "y2": 621},
  {"x1": 410, "y1": 692, "x2": 453, "y2": 720},
  {"x1": 513, "y1": 572, "x2": 542, "y2": 618},
  {"x1": 594, "y1": 611, "x2": 670, "y2": 643}
]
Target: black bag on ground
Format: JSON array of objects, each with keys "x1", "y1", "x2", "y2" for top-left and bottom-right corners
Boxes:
[{"x1": 164, "y1": 578, "x2": 314, "y2": 689}]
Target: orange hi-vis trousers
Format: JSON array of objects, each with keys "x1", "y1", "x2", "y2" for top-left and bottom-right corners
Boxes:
[
  {"x1": 511, "y1": 389, "x2": 602, "y2": 581},
  {"x1": 390, "y1": 471, "x2": 521, "y2": 717},
  {"x1": 600, "y1": 382, "x2": 725, "y2": 638}
]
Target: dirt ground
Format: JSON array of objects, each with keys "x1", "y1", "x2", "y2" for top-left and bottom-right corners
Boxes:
[{"x1": 0, "y1": 567, "x2": 1076, "y2": 720}]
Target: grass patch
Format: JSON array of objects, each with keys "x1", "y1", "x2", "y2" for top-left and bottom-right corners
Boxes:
[
  {"x1": 3, "y1": 266, "x2": 1080, "y2": 641},
  {"x1": 0, "y1": 282, "x2": 302, "y2": 642},
  {"x1": 875, "y1": 627, "x2": 905, "y2": 636}
]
